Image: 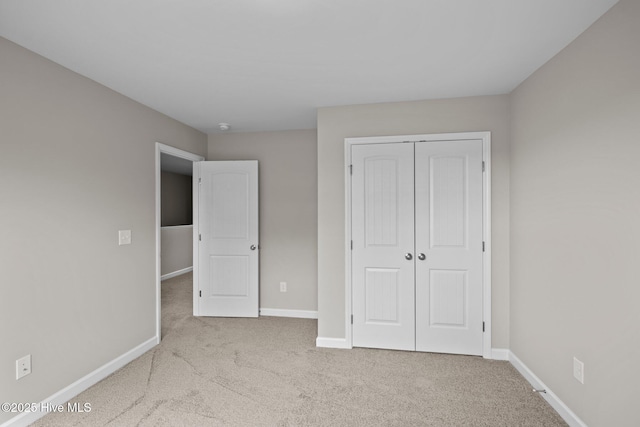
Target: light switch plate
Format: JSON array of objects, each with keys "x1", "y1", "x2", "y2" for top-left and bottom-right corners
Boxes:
[{"x1": 118, "y1": 230, "x2": 132, "y2": 245}]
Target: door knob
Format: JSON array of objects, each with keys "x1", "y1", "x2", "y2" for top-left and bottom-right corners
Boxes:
[
  {"x1": 250, "y1": 245, "x2": 257, "y2": 250},
  {"x1": 418, "y1": 253, "x2": 426, "y2": 261},
  {"x1": 405, "y1": 253, "x2": 413, "y2": 260}
]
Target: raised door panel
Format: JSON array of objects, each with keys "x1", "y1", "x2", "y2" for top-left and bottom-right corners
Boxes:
[
  {"x1": 365, "y1": 268, "x2": 401, "y2": 324},
  {"x1": 429, "y1": 270, "x2": 467, "y2": 327},
  {"x1": 430, "y1": 156, "x2": 467, "y2": 248},
  {"x1": 209, "y1": 255, "x2": 249, "y2": 297},
  {"x1": 364, "y1": 158, "x2": 399, "y2": 247},
  {"x1": 209, "y1": 173, "x2": 249, "y2": 240}
]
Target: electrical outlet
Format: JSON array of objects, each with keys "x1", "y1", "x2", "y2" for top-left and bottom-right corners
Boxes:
[
  {"x1": 16, "y1": 355, "x2": 31, "y2": 380},
  {"x1": 118, "y1": 230, "x2": 132, "y2": 245},
  {"x1": 573, "y1": 357, "x2": 584, "y2": 384},
  {"x1": 280, "y1": 282, "x2": 287, "y2": 292}
]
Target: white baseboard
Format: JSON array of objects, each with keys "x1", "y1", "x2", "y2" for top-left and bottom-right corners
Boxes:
[
  {"x1": 316, "y1": 336, "x2": 352, "y2": 349},
  {"x1": 161, "y1": 266, "x2": 193, "y2": 281},
  {"x1": 491, "y1": 348, "x2": 510, "y2": 361},
  {"x1": 509, "y1": 351, "x2": 587, "y2": 427},
  {"x1": 1, "y1": 337, "x2": 157, "y2": 427},
  {"x1": 259, "y1": 308, "x2": 318, "y2": 319}
]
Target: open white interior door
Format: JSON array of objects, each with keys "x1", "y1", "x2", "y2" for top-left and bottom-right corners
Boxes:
[{"x1": 194, "y1": 161, "x2": 259, "y2": 317}]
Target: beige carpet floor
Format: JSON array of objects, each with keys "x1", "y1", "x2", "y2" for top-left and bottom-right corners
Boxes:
[{"x1": 34, "y1": 273, "x2": 566, "y2": 426}]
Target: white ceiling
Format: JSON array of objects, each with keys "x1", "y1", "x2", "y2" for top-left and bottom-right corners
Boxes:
[{"x1": 0, "y1": 0, "x2": 618, "y2": 134}]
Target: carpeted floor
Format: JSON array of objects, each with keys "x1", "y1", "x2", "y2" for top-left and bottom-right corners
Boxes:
[{"x1": 34, "y1": 273, "x2": 566, "y2": 426}]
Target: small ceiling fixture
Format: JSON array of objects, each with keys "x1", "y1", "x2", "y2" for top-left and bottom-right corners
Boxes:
[{"x1": 218, "y1": 123, "x2": 231, "y2": 131}]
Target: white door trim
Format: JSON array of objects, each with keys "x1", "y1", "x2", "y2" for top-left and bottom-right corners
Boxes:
[
  {"x1": 155, "y1": 143, "x2": 204, "y2": 341},
  {"x1": 344, "y1": 132, "x2": 492, "y2": 358}
]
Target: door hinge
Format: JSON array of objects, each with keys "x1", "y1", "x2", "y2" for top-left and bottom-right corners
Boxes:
[
  {"x1": 349, "y1": 164, "x2": 353, "y2": 175},
  {"x1": 199, "y1": 177, "x2": 202, "y2": 184},
  {"x1": 199, "y1": 234, "x2": 202, "y2": 241},
  {"x1": 351, "y1": 314, "x2": 353, "y2": 324},
  {"x1": 482, "y1": 161, "x2": 485, "y2": 172},
  {"x1": 482, "y1": 241, "x2": 485, "y2": 252},
  {"x1": 350, "y1": 240, "x2": 353, "y2": 250},
  {"x1": 483, "y1": 321, "x2": 485, "y2": 332},
  {"x1": 199, "y1": 290, "x2": 202, "y2": 297}
]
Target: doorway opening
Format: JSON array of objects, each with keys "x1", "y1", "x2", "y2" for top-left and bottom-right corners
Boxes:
[{"x1": 155, "y1": 143, "x2": 204, "y2": 342}]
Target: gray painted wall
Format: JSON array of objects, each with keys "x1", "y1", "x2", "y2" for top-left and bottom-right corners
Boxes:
[
  {"x1": 161, "y1": 171, "x2": 192, "y2": 227},
  {"x1": 208, "y1": 130, "x2": 318, "y2": 312},
  {"x1": 0, "y1": 37, "x2": 207, "y2": 425},
  {"x1": 509, "y1": 1, "x2": 640, "y2": 425},
  {"x1": 161, "y1": 226, "x2": 193, "y2": 276},
  {"x1": 316, "y1": 96, "x2": 511, "y2": 348},
  {"x1": 160, "y1": 171, "x2": 193, "y2": 277}
]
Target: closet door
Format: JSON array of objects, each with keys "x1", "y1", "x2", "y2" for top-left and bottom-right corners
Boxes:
[
  {"x1": 414, "y1": 140, "x2": 484, "y2": 355},
  {"x1": 351, "y1": 143, "x2": 416, "y2": 351}
]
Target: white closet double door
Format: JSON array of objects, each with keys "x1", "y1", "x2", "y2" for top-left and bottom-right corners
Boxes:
[{"x1": 351, "y1": 139, "x2": 484, "y2": 355}]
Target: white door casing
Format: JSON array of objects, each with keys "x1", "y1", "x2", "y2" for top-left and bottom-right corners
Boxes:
[
  {"x1": 155, "y1": 143, "x2": 204, "y2": 343},
  {"x1": 346, "y1": 133, "x2": 491, "y2": 357},
  {"x1": 351, "y1": 143, "x2": 415, "y2": 350},
  {"x1": 415, "y1": 140, "x2": 483, "y2": 355},
  {"x1": 194, "y1": 161, "x2": 259, "y2": 317}
]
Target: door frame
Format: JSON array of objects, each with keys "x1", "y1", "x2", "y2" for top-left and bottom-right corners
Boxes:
[
  {"x1": 155, "y1": 142, "x2": 204, "y2": 342},
  {"x1": 344, "y1": 132, "x2": 492, "y2": 358}
]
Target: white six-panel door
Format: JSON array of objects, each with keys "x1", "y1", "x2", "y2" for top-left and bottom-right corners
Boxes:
[
  {"x1": 195, "y1": 161, "x2": 259, "y2": 317},
  {"x1": 351, "y1": 139, "x2": 484, "y2": 355}
]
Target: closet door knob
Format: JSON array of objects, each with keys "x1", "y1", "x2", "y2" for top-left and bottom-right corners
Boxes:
[
  {"x1": 418, "y1": 253, "x2": 426, "y2": 261},
  {"x1": 250, "y1": 245, "x2": 257, "y2": 250},
  {"x1": 405, "y1": 253, "x2": 413, "y2": 260}
]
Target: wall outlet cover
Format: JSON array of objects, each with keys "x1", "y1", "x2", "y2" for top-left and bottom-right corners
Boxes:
[
  {"x1": 573, "y1": 357, "x2": 584, "y2": 384},
  {"x1": 119, "y1": 230, "x2": 132, "y2": 245},
  {"x1": 16, "y1": 354, "x2": 31, "y2": 380}
]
